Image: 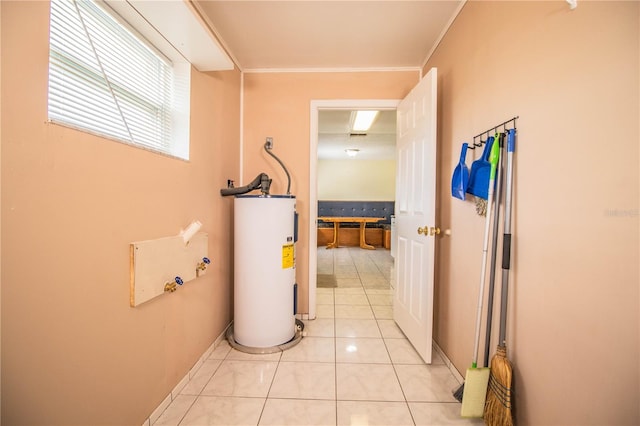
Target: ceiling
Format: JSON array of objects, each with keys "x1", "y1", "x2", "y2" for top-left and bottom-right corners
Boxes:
[
  {"x1": 193, "y1": 1, "x2": 464, "y2": 71},
  {"x1": 317, "y1": 110, "x2": 396, "y2": 160},
  {"x1": 192, "y1": 1, "x2": 464, "y2": 160}
]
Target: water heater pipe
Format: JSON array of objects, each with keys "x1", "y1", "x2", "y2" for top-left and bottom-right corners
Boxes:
[{"x1": 264, "y1": 138, "x2": 291, "y2": 195}]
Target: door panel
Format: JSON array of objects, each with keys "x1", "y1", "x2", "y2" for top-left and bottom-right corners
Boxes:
[
  {"x1": 410, "y1": 240, "x2": 425, "y2": 319},
  {"x1": 413, "y1": 140, "x2": 425, "y2": 214},
  {"x1": 397, "y1": 143, "x2": 409, "y2": 213}
]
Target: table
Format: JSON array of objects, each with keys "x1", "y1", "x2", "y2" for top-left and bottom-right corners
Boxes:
[{"x1": 318, "y1": 217, "x2": 386, "y2": 250}]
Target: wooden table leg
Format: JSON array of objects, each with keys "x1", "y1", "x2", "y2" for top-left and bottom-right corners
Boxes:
[
  {"x1": 326, "y1": 222, "x2": 339, "y2": 249},
  {"x1": 359, "y1": 222, "x2": 375, "y2": 250}
]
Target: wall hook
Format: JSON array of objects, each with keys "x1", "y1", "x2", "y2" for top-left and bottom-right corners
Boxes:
[{"x1": 469, "y1": 136, "x2": 478, "y2": 150}]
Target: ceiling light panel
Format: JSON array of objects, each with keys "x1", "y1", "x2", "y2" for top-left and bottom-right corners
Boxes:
[{"x1": 352, "y1": 110, "x2": 379, "y2": 132}]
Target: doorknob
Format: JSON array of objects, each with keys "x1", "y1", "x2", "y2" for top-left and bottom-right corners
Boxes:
[{"x1": 419, "y1": 226, "x2": 446, "y2": 236}]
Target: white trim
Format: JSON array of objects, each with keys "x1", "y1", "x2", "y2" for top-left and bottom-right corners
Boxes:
[
  {"x1": 308, "y1": 99, "x2": 400, "y2": 319},
  {"x1": 433, "y1": 340, "x2": 465, "y2": 384},
  {"x1": 245, "y1": 66, "x2": 421, "y2": 74},
  {"x1": 421, "y1": 0, "x2": 467, "y2": 70},
  {"x1": 239, "y1": 72, "x2": 245, "y2": 185},
  {"x1": 143, "y1": 324, "x2": 231, "y2": 425}
]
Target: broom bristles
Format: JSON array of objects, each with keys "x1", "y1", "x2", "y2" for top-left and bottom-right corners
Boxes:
[
  {"x1": 484, "y1": 345, "x2": 513, "y2": 426},
  {"x1": 453, "y1": 382, "x2": 464, "y2": 402}
]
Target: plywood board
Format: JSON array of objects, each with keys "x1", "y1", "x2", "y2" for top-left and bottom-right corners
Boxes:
[{"x1": 130, "y1": 232, "x2": 209, "y2": 307}]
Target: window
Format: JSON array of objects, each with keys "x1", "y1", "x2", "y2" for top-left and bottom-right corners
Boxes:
[{"x1": 48, "y1": 0, "x2": 190, "y2": 159}]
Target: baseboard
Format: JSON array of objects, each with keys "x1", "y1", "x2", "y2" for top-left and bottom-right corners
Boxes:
[
  {"x1": 141, "y1": 323, "x2": 232, "y2": 426},
  {"x1": 433, "y1": 340, "x2": 464, "y2": 384}
]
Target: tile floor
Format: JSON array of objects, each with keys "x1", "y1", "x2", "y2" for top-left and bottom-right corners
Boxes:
[{"x1": 153, "y1": 247, "x2": 482, "y2": 426}]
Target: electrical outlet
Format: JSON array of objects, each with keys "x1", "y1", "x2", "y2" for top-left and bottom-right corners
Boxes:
[{"x1": 265, "y1": 137, "x2": 273, "y2": 149}]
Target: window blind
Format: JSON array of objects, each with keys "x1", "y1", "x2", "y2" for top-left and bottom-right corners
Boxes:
[{"x1": 48, "y1": 0, "x2": 175, "y2": 155}]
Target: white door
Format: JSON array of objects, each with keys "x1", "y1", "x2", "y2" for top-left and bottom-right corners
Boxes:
[{"x1": 393, "y1": 68, "x2": 438, "y2": 364}]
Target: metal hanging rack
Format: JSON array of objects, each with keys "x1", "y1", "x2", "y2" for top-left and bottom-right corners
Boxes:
[{"x1": 468, "y1": 116, "x2": 519, "y2": 149}]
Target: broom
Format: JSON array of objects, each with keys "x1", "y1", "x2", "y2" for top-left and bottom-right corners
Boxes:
[
  {"x1": 459, "y1": 137, "x2": 500, "y2": 417},
  {"x1": 484, "y1": 128, "x2": 516, "y2": 426}
]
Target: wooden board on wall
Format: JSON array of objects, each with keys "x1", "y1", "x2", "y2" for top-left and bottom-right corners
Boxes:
[{"x1": 130, "y1": 232, "x2": 209, "y2": 307}]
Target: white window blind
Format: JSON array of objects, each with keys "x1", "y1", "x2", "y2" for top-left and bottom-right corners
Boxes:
[{"x1": 48, "y1": 0, "x2": 185, "y2": 158}]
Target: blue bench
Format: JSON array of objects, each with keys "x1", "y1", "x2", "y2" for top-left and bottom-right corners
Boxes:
[{"x1": 317, "y1": 201, "x2": 394, "y2": 228}]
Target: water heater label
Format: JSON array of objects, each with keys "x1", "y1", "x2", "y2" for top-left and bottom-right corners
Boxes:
[{"x1": 282, "y1": 243, "x2": 294, "y2": 269}]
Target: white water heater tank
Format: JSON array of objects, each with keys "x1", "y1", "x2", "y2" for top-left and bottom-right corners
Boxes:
[{"x1": 233, "y1": 195, "x2": 297, "y2": 348}]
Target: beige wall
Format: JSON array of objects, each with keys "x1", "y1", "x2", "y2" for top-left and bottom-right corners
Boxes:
[
  {"x1": 318, "y1": 159, "x2": 396, "y2": 201},
  {"x1": 242, "y1": 71, "x2": 419, "y2": 312},
  {"x1": 425, "y1": 1, "x2": 639, "y2": 425},
  {"x1": 1, "y1": 2, "x2": 240, "y2": 424}
]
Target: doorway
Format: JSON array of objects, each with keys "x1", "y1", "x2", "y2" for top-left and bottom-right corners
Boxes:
[{"x1": 308, "y1": 99, "x2": 400, "y2": 319}]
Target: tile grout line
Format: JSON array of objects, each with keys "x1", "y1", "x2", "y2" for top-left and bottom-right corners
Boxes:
[
  {"x1": 256, "y1": 350, "x2": 282, "y2": 425},
  {"x1": 178, "y1": 342, "x2": 232, "y2": 425},
  {"x1": 372, "y1": 266, "x2": 418, "y2": 426}
]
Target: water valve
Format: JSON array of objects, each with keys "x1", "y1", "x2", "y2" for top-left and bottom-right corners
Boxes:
[
  {"x1": 196, "y1": 257, "x2": 211, "y2": 276},
  {"x1": 164, "y1": 276, "x2": 183, "y2": 293}
]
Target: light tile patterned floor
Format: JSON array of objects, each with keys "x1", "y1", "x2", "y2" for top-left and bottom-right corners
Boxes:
[{"x1": 154, "y1": 247, "x2": 482, "y2": 426}]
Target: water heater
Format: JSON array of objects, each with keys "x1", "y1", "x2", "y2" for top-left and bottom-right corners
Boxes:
[{"x1": 232, "y1": 195, "x2": 297, "y2": 347}]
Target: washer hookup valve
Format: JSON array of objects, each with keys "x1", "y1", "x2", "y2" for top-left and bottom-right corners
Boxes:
[
  {"x1": 164, "y1": 276, "x2": 184, "y2": 293},
  {"x1": 196, "y1": 257, "x2": 211, "y2": 274}
]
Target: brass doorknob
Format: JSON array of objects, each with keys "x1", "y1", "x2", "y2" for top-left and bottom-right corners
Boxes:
[
  {"x1": 429, "y1": 227, "x2": 441, "y2": 236},
  {"x1": 417, "y1": 226, "x2": 427, "y2": 235}
]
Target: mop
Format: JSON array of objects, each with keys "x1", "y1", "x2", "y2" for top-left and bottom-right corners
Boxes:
[{"x1": 460, "y1": 138, "x2": 500, "y2": 418}]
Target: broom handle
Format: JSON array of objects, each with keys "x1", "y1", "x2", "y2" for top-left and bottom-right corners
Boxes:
[
  {"x1": 499, "y1": 128, "x2": 516, "y2": 345},
  {"x1": 483, "y1": 133, "x2": 504, "y2": 367},
  {"x1": 473, "y1": 186, "x2": 493, "y2": 366},
  {"x1": 472, "y1": 137, "x2": 498, "y2": 367}
]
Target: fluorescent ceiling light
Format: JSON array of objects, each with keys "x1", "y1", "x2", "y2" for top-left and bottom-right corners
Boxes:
[
  {"x1": 351, "y1": 110, "x2": 379, "y2": 132},
  {"x1": 345, "y1": 149, "x2": 360, "y2": 157}
]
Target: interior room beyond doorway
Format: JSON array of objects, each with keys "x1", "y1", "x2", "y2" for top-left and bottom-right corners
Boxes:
[{"x1": 309, "y1": 101, "x2": 398, "y2": 319}]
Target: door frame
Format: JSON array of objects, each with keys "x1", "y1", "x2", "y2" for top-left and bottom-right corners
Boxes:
[{"x1": 308, "y1": 99, "x2": 400, "y2": 319}]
